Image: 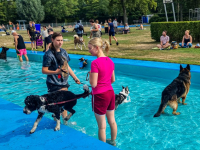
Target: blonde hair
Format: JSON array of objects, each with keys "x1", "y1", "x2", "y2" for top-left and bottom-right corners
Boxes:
[
  {"x1": 88, "y1": 38, "x2": 110, "y2": 54},
  {"x1": 186, "y1": 30, "x2": 190, "y2": 33},
  {"x1": 95, "y1": 20, "x2": 99, "y2": 24}
]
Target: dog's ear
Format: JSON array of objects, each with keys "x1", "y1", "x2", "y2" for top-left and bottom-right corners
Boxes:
[
  {"x1": 180, "y1": 65, "x2": 183, "y2": 71},
  {"x1": 122, "y1": 86, "x2": 125, "y2": 89},
  {"x1": 186, "y1": 64, "x2": 190, "y2": 71},
  {"x1": 125, "y1": 86, "x2": 129, "y2": 91}
]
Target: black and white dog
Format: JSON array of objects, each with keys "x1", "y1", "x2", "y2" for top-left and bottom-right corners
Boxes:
[
  {"x1": 115, "y1": 86, "x2": 130, "y2": 110},
  {"x1": 23, "y1": 85, "x2": 90, "y2": 133},
  {"x1": 0, "y1": 47, "x2": 9, "y2": 61}
]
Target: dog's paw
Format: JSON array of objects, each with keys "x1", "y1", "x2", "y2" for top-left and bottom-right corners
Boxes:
[
  {"x1": 182, "y1": 103, "x2": 187, "y2": 105},
  {"x1": 30, "y1": 130, "x2": 35, "y2": 134},
  {"x1": 54, "y1": 127, "x2": 60, "y2": 131}
]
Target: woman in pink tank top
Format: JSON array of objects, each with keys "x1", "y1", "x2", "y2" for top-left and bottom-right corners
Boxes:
[{"x1": 88, "y1": 38, "x2": 117, "y2": 146}]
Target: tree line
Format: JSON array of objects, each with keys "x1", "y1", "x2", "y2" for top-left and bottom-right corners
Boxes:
[{"x1": 0, "y1": 0, "x2": 199, "y2": 25}]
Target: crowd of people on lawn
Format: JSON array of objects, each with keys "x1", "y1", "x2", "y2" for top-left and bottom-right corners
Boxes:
[{"x1": 157, "y1": 30, "x2": 193, "y2": 50}]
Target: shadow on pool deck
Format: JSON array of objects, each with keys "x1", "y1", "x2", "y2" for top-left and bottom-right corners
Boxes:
[{"x1": 0, "y1": 98, "x2": 118, "y2": 150}]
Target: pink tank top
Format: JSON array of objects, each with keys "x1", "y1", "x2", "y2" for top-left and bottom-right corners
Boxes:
[{"x1": 91, "y1": 57, "x2": 114, "y2": 95}]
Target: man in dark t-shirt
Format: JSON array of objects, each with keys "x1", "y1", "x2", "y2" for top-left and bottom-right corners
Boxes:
[
  {"x1": 45, "y1": 28, "x2": 54, "y2": 52},
  {"x1": 27, "y1": 21, "x2": 36, "y2": 51}
]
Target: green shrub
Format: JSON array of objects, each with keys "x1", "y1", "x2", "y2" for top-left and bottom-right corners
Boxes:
[{"x1": 150, "y1": 21, "x2": 200, "y2": 42}]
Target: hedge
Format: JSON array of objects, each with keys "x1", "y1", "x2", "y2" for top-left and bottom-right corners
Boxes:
[{"x1": 150, "y1": 21, "x2": 200, "y2": 42}]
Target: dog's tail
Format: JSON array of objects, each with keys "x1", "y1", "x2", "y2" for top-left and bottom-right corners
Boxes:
[
  {"x1": 75, "y1": 85, "x2": 90, "y2": 99},
  {"x1": 154, "y1": 95, "x2": 169, "y2": 117}
]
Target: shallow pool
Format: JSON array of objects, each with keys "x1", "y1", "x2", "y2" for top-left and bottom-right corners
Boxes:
[{"x1": 1, "y1": 57, "x2": 200, "y2": 150}]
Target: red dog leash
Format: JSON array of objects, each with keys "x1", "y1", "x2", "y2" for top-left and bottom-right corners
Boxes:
[{"x1": 46, "y1": 92, "x2": 92, "y2": 106}]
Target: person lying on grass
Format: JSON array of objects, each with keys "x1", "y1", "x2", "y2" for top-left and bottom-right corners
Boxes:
[{"x1": 157, "y1": 30, "x2": 170, "y2": 50}]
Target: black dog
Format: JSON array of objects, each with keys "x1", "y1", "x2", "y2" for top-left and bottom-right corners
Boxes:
[
  {"x1": 23, "y1": 85, "x2": 90, "y2": 133},
  {"x1": 115, "y1": 86, "x2": 130, "y2": 110},
  {"x1": 154, "y1": 64, "x2": 191, "y2": 117},
  {"x1": 0, "y1": 47, "x2": 9, "y2": 61}
]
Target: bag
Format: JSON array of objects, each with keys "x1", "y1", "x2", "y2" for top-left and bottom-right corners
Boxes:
[
  {"x1": 171, "y1": 41, "x2": 178, "y2": 49},
  {"x1": 78, "y1": 24, "x2": 83, "y2": 31},
  {"x1": 6, "y1": 32, "x2": 10, "y2": 35}
]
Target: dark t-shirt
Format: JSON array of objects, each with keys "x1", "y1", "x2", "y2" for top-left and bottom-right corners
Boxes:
[
  {"x1": 43, "y1": 48, "x2": 70, "y2": 86},
  {"x1": 16, "y1": 35, "x2": 26, "y2": 49},
  {"x1": 28, "y1": 26, "x2": 35, "y2": 36},
  {"x1": 108, "y1": 23, "x2": 114, "y2": 32},
  {"x1": 46, "y1": 34, "x2": 52, "y2": 44}
]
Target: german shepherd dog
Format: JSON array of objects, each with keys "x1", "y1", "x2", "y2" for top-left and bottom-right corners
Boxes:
[
  {"x1": 74, "y1": 35, "x2": 86, "y2": 50},
  {"x1": 0, "y1": 47, "x2": 9, "y2": 61},
  {"x1": 154, "y1": 64, "x2": 191, "y2": 117}
]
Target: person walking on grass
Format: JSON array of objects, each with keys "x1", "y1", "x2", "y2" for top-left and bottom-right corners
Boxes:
[
  {"x1": 41, "y1": 26, "x2": 49, "y2": 52},
  {"x1": 88, "y1": 37, "x2": 117, "y2": 146},
  {"x1": 27, "y1": 21, "x2": 36, "y2": 52},
  {"x1": 157, "y1": 30, "x2": 170, "y2": 50},
  {"x1": 42, "y1": 32, "x2": 81, "y2": 123},
  {"x1": 45, "y1": 28, "x2": 54, "y2": 52},
  {"x1": 95, "y1": 20, "x2": 102, "y2": 37},
  {"x1": 104, "y1": 20, "x2": 108, "y2": 34},
  {"x1": 108, "y1": 19, "x2": 119, "y2": 46},
  {"x1": 73, "y1": 20, "x2": 84, "y2": 42},
  {"x1": 11, "y1": 30, "x2": 29, "y2": 62},
  {"x1": 89, "y1": 19, "x2": 101, "y2": 38}
]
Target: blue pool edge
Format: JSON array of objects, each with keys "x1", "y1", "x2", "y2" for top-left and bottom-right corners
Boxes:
[
  {"x1": 3, "y1": 48, "x2": 200, "y2": 73},
  {"x1": 0, "y1": 97, "x2": 118, "y2": 150}
]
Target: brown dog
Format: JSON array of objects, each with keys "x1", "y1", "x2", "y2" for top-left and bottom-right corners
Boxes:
[
  {"x1": 74, "y1": 35, "x2": 86, "y2": 50},
  {"x1": 154, "y1": 64, "x2": 191, "y2": 117}
]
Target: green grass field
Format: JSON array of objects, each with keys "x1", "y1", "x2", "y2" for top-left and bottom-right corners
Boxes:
[{"x1": 1, "y1": 26, "x2": 200, "y2": 65}]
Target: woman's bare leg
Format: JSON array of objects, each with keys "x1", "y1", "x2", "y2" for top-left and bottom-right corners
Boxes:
[
  {"x1": 106, "y1": 110, "x2": 117, "y2": 141},
  {"x1": 95, "y1": 113, "x2": 106, "y2": 142}
]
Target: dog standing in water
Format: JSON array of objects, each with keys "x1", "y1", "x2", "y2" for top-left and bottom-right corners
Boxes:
[
  {"x1": 115, "y1": 86, "x2": 130, "y2": 110},
  {"x1": 0, "y1": 47, "x2": 9, "y2": 61},
  {"x1": 154, "y1": 64, "x2": 191, "y2": 117},
  {"x1": 23, "y1": 85, "x2": 90, "y2": 133},
  {"x1": 74, "y1": 35, "x2": 86, "y2": 50}
]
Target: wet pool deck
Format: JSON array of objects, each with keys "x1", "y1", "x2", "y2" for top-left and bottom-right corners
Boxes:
[{"x1": 0, "y1": 98, "x2": 118, "y2": 150}]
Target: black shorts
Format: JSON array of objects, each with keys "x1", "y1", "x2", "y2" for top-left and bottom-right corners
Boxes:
[
  {"x1": 30, "y1": 35, "x2": 36, "y2": 41},
  {"x1": 109, "y1": 31, "x2": 115, "y2": 36},
  {"x1": 77, "y1": 34, "x2": 82, "y2": 37},
  {"x1": 46, "y1": 81, "x2": 70, "y2": 93}
]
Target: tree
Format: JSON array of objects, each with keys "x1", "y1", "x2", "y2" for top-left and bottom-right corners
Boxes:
[
  {"x1": 0, "y1": 2, "x2": 6, "y2": 23},
  {"x1": 45, "y1": 0, "x2": 78, "y2": 23},
  {"x1": 109, "y1": 0, "x2": 157, "y2": 25},
  {"x1": 16, "y1": 0, "x2": 45, "y2": 23}
]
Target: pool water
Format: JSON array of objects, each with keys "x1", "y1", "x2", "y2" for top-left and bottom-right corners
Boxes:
[{"x1": 1, "y1": 57, "x2": 200, "y2": 150}]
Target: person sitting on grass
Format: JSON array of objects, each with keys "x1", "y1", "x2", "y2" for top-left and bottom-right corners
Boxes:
[
  {"x1": 179, "y1": 30, "x2": 192, "y2": 48},
  {"x1": 123, "y1": 23, "x2": 130, "y2": 34},
  {"x1": 157, "y1": 30, "x2": 170, "y2": 50}
]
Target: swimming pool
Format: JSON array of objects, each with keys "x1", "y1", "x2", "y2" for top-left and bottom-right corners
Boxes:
[{"x1": 1, "y1": 56, "x2": 200, "y2": 150}]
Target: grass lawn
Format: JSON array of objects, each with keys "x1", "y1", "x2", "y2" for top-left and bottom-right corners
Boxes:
[{"x1": 1, "y1": 26, "x2": 200, "y2": 65}]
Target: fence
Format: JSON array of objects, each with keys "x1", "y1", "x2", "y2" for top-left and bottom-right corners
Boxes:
[{"x1": 2, "y1": 20, "x2": 145, "y2": 31}]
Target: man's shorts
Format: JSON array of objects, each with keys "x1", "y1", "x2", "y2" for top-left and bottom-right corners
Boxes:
[
  {"x1": 17, "y1": 49, "x2": 27, "y2": 56},
  {"x1": 30, "y1": 35, "x2": 36, "y2": 41},
  {"x1": 92, "y1": 90, "x2": 115, "y2": 115},
  {"x1": 77, "y1": 34, "x2": 83, "y2": 37},
  {"x1": 109, "y1": 31, "x2": 115, "y2": 37}
]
